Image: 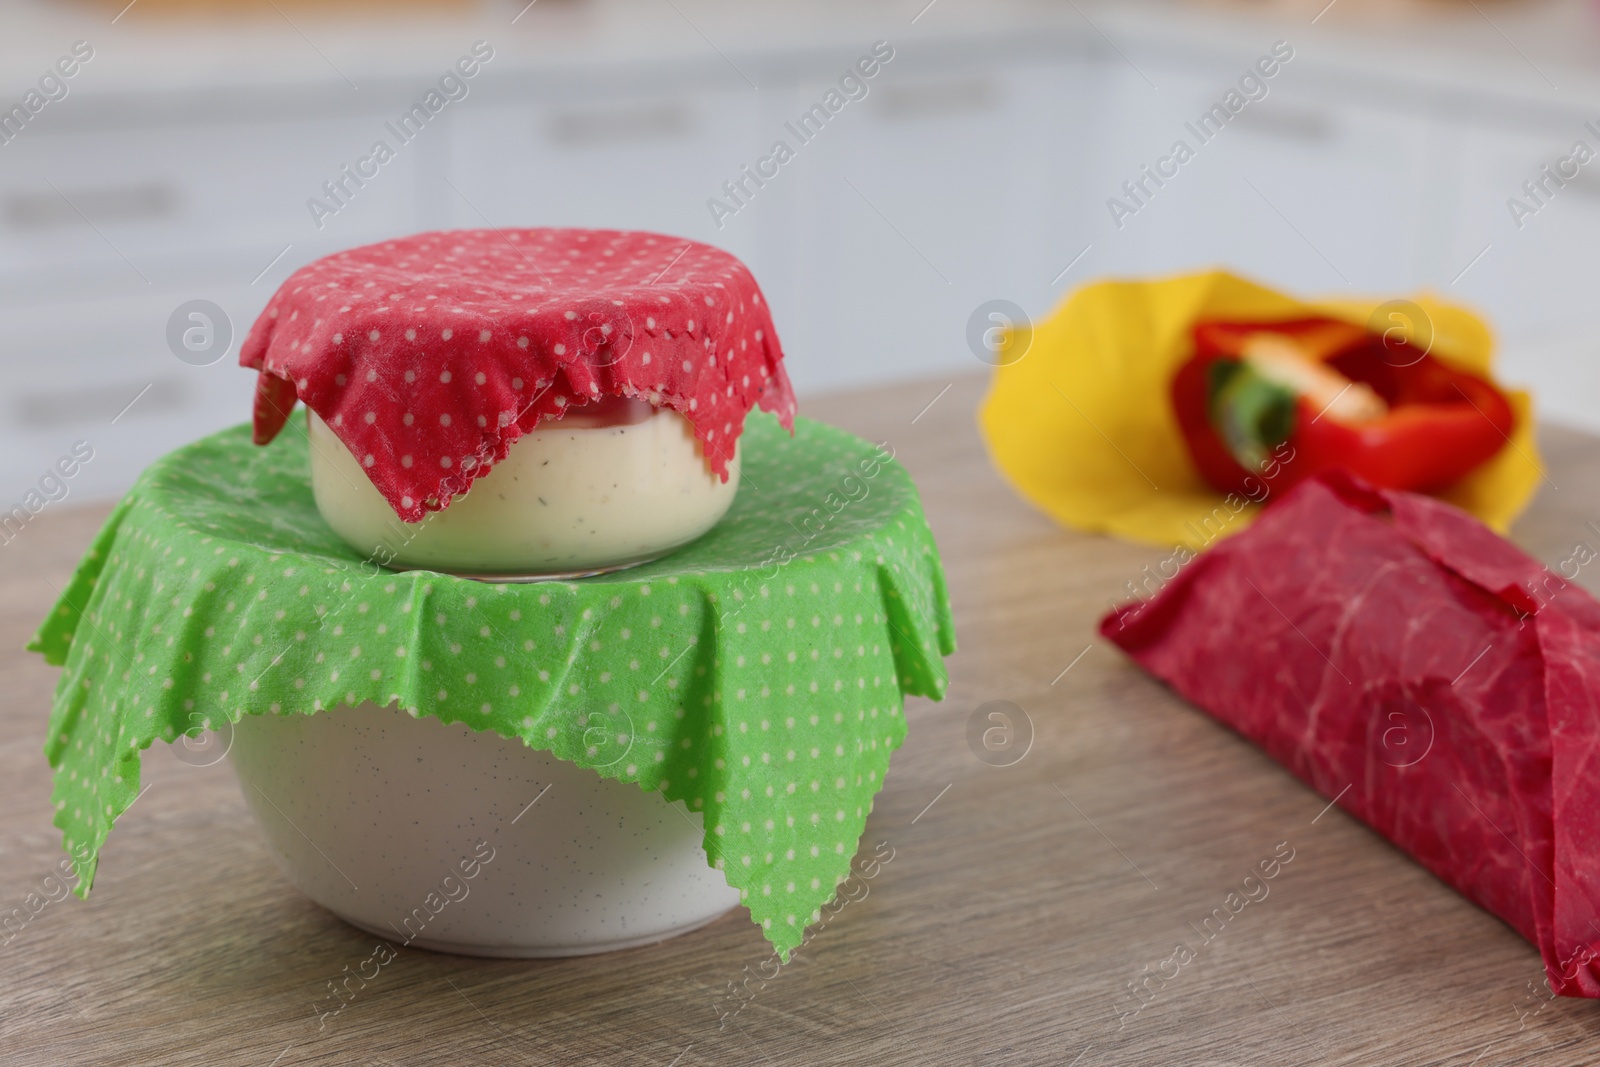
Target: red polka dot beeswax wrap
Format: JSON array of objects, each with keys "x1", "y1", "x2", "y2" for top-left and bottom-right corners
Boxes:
[{"x1": 240, "y1": 229, "x2": 796, "y2": 522}]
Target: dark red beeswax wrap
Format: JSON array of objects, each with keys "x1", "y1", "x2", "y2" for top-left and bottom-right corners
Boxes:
[
  {"x1": 241, "y1": 229, "x2": 795, "y2": 522},
  {"x1": 1101, "y1": 471, "x2": 1600, "y2": 998}
]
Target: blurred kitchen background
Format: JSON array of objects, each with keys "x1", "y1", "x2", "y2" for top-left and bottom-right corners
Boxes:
[{"x1": 2, "y1": 0, "x2": 1599, "y2": 503}]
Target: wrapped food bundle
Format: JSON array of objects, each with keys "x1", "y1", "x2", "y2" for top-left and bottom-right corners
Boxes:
[
  {"x1": 242, "y1": 228, "x2": 794, "y2": 578},
  {"x1": 980, "y1": 270, "x2": 1543, "y2": 550},
  {"x1": 1101, "y1": 470, "x2": 1600, "y2": 997},
  {"x1": 31, "y1": 227, "x2": 957, "y2": 961}
]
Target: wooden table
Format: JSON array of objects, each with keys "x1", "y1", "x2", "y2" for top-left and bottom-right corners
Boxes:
[{"x1": 4, "y1": 372, "x2": 1599, "y2": 1066}]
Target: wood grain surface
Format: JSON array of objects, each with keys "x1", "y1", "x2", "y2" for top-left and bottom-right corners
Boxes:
[{"x1": 3, "y1": 372, "x2": 1599, "y2": 1066}]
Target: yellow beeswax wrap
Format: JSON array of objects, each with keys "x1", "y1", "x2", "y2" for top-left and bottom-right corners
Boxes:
[{"x1": 979, "y1": 270, "x2": 1541, "y2": 551}]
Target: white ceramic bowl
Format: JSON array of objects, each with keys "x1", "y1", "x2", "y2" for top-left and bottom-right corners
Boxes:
[
  {"x1": 229, "y1": 702, "x2": 740, "y2": 957},
  {"x1": 308, "y1": 401, "x2": 740, "y2": 579}
]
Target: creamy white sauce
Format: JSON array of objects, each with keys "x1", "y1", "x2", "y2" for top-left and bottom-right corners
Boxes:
[{"x1": 308, "y1": 407, "x2": 739, "y2": 576}]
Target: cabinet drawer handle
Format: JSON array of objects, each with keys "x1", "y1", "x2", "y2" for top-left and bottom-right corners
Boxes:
[
  {"x1": 874, "y1": 79, "x2": 999, "y2": 120},
  {"x1": 546, "y1": 103, "x2": 692, "y2": 146},
  {"x1": 4, "y1": 184, "x2": 179, "y2": 231},
  {"x1": 1233, "y1": 106, "x2": 1335, "y2": 143},
  {"x1": 14, "y1": 379, "x2": 186, "y2": 428},
  {"x1": 1565, "y1": 167, "x2": 1600, "y2": 199}
]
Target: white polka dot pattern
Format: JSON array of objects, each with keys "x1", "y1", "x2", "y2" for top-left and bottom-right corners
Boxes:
[
  {"x1": 28, "y1": 414, "x2": 955, "y2": 960},
  {"x1": 241, "y1": 228, "x2": 796, "y2": 522}
]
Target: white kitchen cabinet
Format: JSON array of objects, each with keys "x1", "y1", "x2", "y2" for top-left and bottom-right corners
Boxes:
[
  {"x1": 1079, "y1": 60, "x2": 1433, "y2": 298},
  {"x1": 0, "y1": 113, "x2": 428, "y2": 300},
  {"x1": 442, "y1": 78, "x2": 767, "y2": 274},
  {"x1": 773, "y1": 54, "x2": 1101, "y2": 395},
  {"x1": 0, "y1": 287, "x2": 261, "y2": 506},
  {"x1": 1422, "y1": 114, "x2": 1600, "y2": 428}
]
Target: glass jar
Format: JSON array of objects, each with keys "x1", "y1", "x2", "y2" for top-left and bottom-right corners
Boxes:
[{"x1": 308, "y1": 398, "x2": 739, "y2": 579}]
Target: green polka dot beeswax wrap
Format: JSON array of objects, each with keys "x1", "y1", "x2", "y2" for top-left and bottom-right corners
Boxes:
[{"x1": 29, "y1": 413, "x2": 956, "y2": 958}]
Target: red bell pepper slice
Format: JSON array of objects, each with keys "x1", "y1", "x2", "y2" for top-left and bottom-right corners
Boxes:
[{"x1": 1172, "y1": 317, "x2": 1516, "y2": 498}]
